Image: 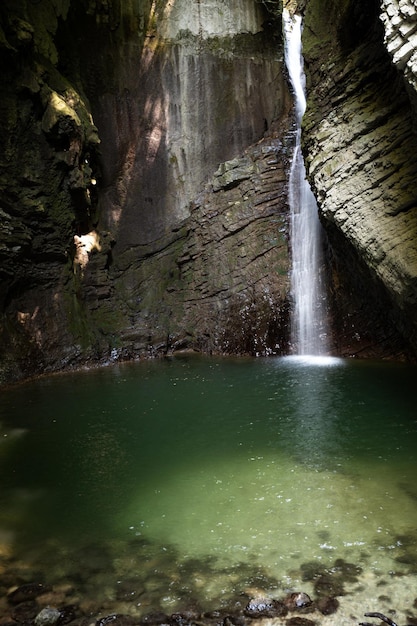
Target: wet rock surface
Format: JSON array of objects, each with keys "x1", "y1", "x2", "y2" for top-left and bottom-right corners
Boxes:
[
  {"x1": 103, "y1": 127, "x2": 293, "y2": 360},
  {"x1": 2, "y1": 0, "x2": 417, "y2": 383},
  {"x1": 0, "y1": 572, "x2": 414, "y2": 626},
  {"x1": 7, "y1": 583, "x2": 53, "y2": 605},
  {"x1": 380, "y1": 0, "x2": 417, "y2": 105},
  {"x1": 301, "y1": 0, "x2": 417, "y2": 359},
  {"x1": 244, "y1": 597, "x2": 288, "y2": 618},
  {"x1": 0, "y1": 581, "x2": 321, "y2": 626},
  {"x1": 0, "y1": 0, "x2": 292, "y2": 384},
  {"x1": 2, "y1": 541, "x2": 416, "y2": 626}
]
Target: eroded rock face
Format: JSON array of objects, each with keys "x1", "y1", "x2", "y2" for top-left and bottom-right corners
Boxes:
[
  {"x1": 0, "y1": 0, "x2": 290, "y2": 382},
  {"x1": 380, "y1": 0, "x2": 417, "y2": 107},
  {"x1": 0, "y1": 0, "x2": 102, "y2": 381},
  {"x1": 81, "y1": 127, "x2": 292, "y2": 359},
  {"x1": 94, "y1": 0, "x2": 286, "y2": 251},
  {"x1": 3, "y1": 0, "x2": 417, "y2": 383},
  {"x1": 70, "y1": 0, "x2": 291, "y2": 361},
  {"x1": 301, "y1": 0, "x2": 417, "y2": 358}
]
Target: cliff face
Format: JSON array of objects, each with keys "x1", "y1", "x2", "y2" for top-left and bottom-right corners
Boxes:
[
  {"x1": 2, "y1": 0, "x2": 417, "y2": 383},
  {"x1": 0, "y1": 0, "x2": 104, "y2": 380},
  {"x1": 381, "y1": 0, "x2": 417, "y2": 111},
  {"x1": 83, "y1": 0, "x2": 292, "y2": 359},
  {"x1": 0, "y1": 0, "x2": 291, "y2": 382},
  {"x1": 301, "y1": 0, "x2": 417, "y2": 358}
]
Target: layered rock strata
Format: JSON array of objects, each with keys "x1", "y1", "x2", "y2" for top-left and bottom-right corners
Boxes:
[
  {"x1": 3, "y1": 0, "x2": 417, "y2": 383},
  {"x1": 80, "y1": 126, "x2": 292, "y2": 360},
  {"x1": 380, "y1": 0, "x2": 417, "y2": 110},
  {"x1": 301, "y1": 0, "x2": 417, "y2": 358},
  {"x1": 0, "y1": 0, "x2": 103, "y2": 381},
  {"x1": 0, "y1": 0, "x2": 290, "y2": 382}
]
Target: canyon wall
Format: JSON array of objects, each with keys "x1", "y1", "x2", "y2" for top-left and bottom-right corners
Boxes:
[
  {"x1": 0, "y1": 0, "x2": 291, "y2": 382},
  {"x1": 301, "y1": 0, "x2": 417, "y2": 358},
  {"x1": 2, "y1": 0, "x2": 417, "y2": 383}
]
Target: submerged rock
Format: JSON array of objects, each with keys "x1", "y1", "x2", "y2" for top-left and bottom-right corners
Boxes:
[
  {"x1": 283, "y1": 593, "x2": 313, "y2": 611},
  {"x1": 11, "y1": 600, "x2": 39, "y2": 622},
  {"x1": 140, "y1": 612, "x2": 170, "y2": 625},
  {"x1": 57, "y1": 606, "x2": 79, "y2": 625},
  {"x1": 7, "y1": 583, "x2": 52, "y2": 605},
  {"x1": 96, "y1": 615, "x2": 137, "y2": 626},
  {"x1": 244, "y1": 597, "x2": 288, "y2": 618},
  {"x1": 313, "y1": 574, "x2": 344, "y2": 598},
  {"x1": 170, "y1": 612, "x2": 201, "y2": 626},
  {"x1": 222, "y1": 616, "x2": 247, "y2": 626},
  {"x1": 285, "y1": 618, "x2": 316, "y2": 626},
  {"x1": 315, "y1": 596, "x2": 339, "y2": 616},
  {"x1": 35, "y1": 607, "x2": 61, "y2": 626}
]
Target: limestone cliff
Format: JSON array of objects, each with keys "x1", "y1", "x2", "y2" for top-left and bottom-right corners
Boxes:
[
  {"x1": 0, "y1": 0, "x2": 291, "y2": 382},
  {"x1": 2, "y1": 0, "x2": 417, "y2": 384},
  {"x1": 301, "y1": 0, "x2": 417, "y2": 359},
  {"x1": 381, "y1": 0, "x2": 417, "y2": 111}
]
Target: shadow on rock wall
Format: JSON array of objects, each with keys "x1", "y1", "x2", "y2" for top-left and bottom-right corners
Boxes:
[{"x1": 0, "y1": 0, "x2": 293, "y2": 383}]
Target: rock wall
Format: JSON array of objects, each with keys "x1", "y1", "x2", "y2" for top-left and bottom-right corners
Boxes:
[
  {"x1": 91, "y1": 132, "x2": 292, "y2": 359},
  {"x1": 301, "y1": 0, "x2": 417, "y2": 359},
  {"x1": 3, "y1": 0, "x2": 417, "y2": 383},
  {"x1": 380, "y1": 0, "x2": 417, "y2": 111},
  {"x1": 93, "y1": 0, "x2": 286, "y2": 250},
  {"x1": 0, "y1": 0, "x2": 105, "y2": 381},
  {"x1": 0, "y1": 0, "x2": 291, "y2": 382}
]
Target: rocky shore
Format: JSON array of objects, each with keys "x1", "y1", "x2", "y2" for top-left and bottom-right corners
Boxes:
[
  {"x1": 2, "y1": 544, "x2": 417, "y2": 626},
  {"x1": 0, "y1": 581, "x2": 339, "y2": 626}
]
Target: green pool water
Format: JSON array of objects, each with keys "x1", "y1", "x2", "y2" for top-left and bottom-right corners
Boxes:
[{"x1": 0, "y1": 355, "x2": 417, "y2": 617}]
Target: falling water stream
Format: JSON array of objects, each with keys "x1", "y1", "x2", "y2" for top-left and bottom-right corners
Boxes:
[{"x1": 283, "y1": 9, "x2": 329, "y2": 355}]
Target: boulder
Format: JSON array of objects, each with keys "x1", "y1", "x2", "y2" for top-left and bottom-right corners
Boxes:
[
  {"x1": 35, "y1": 607, "x2": 61, "y2": 626},
  {"x1": 244, "y1": 597, "x2": 288, "y2": 618}
]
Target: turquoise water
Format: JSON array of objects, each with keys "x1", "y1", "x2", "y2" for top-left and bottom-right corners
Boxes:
[{"x1": 0, "y1": 355, "x2": 417, "y2": 615}]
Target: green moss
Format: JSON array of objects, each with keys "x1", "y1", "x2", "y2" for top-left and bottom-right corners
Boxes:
[
  {"x1": 90, "y1": 305, "x2": 126, "y2": 338},
  {"x1": 303, "y1": 0, "x2": 351, "y2": 61},
  {"x1": 63, "y1": 286, "x2": 92, "y2": 348}
]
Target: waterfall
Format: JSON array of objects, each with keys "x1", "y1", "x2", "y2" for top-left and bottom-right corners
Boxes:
[{"x1": 283, "y1": 9, "x2": 329, "y2": 356}]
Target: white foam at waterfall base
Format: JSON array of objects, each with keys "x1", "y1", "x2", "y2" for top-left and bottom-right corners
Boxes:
[
  {"x1": 281, "y1": 354, "x2": 345, "y2": 367},
  {"x1": 283, "y1": 10, "x2": 329, "y2": 356}
]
